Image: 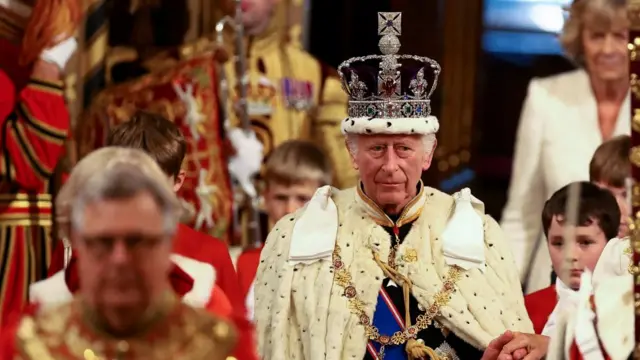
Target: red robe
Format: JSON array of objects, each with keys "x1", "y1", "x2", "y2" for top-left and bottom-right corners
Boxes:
[
  {"x1": 524, "y1": 285, "x2": 557, "y2": 334},
  {"x1": 48, "y1": 224, "x2": 258, "y2": 360},
  {"x1": 0, "y1": 48, "x2": 70, "y2": 328},
  {"x1": 236, "y1": 245, "x2": 264, "y2": 300}
]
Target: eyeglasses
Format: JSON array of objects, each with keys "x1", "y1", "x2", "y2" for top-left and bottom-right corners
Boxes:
[{"x1": 79, "y1": 234, "x2": 170, "y2": 258}]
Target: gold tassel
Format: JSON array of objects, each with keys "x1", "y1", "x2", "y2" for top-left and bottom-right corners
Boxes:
[{"x1": 405, "y1": 338, "x2": 441, "y2": 360}]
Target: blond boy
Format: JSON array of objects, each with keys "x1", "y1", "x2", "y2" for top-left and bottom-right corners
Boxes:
[{"x1": 237, "y1": 140, "x2": 332, "y2": 308}]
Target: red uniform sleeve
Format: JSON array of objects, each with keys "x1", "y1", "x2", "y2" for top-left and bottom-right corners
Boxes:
[{"x1": 1, "y1": 73, "x2": 69, "y2": 191}]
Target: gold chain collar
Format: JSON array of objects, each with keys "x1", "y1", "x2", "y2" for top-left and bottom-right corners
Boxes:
[{"x1": 332, "y1": 243, "x2": 462, "y2": 356}]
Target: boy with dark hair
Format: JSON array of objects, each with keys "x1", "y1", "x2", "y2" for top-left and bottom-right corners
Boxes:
[
  {"x1": 236, "y1": 140, "x2": 332, "y2": 316},
  {"x1": 44, "y1": 111, "x2": 256, "y2": 360},
  {"x1": 524, "y1": 181, "x2": 620, "y2": 335}
]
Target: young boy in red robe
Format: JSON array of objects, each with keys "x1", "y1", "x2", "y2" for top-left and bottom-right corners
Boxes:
[
  {"x1": 524, "y1": 182, "x2": 620, "y2": 335},
  {"x1": 235, "y1": 140, "x2": 333, "y2": 306},
  {"x1": 46, "y1": 111, "x2": 256, "y2": 360}
]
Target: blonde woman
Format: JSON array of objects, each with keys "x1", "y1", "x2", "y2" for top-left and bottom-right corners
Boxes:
[{"x1": 502, "y1": 0, "x2": 630, "y2": 294}]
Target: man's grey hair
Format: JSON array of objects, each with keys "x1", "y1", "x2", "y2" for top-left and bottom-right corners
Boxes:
[
  {"x1": 345, "y1": 133, "x2": 437, "y2": 156},
  {"x1": 56, "y1": 147, "x2": 180, "y2": 239}
]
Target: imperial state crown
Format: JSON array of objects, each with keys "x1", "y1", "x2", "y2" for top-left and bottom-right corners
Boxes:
[{"x1": 338, "y1": 12, "x2": 441, "y2": 136}]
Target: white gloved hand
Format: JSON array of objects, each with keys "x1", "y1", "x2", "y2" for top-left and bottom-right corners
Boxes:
[
  {"x1": 40, "y1": 37, "x2": 78, "y2": 70},
  {"x1": 227, "y1": 128, "x2": 264, "y2": 198}
]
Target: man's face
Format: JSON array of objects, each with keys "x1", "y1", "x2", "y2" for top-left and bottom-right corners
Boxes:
[
  {"x1": 350, "y1": 134, "x2": 435, "y2": 214},
  {"x1": 594, "y1": 181, "x2": 629, "y2": 238},
  {"x1": 238, "y1": 0, "x2": 276, "y2": 35},
  {"x1": 264, "y1": 180, "x2": 319, "y2": 222},
  {"x1": 72, "y1": 191, "x2": 173, "y2": 329},
  {"x1": 547, "y1": 215, "x2": 608, "y2": 290}
]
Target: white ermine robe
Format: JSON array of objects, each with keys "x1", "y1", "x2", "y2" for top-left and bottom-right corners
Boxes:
[{"x1": 254, "y1": 184, "x2": 533, "y2": 360}]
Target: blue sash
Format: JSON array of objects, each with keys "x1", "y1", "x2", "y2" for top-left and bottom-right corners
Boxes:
[{"x1": 367, "y1": 287, "x2": 407, "y2": 360}]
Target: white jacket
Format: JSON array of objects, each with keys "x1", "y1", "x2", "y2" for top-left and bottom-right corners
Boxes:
[{"x1": 501, "y1": 69, "x2": 629, "y2": 294}]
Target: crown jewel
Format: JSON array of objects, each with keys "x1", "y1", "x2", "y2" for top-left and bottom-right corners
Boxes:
[{"x1": 338, "y1": 12, "x2": 441, "y2": 123}]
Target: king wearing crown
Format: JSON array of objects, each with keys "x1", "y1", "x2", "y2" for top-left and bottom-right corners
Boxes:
[{"x1": 254, "y1": 12, "x2": 544, "y2": 360}]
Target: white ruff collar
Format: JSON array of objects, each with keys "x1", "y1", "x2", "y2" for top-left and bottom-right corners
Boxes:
[{"x1": 542, "y1": 279, "x2": 579, "y2": 336}]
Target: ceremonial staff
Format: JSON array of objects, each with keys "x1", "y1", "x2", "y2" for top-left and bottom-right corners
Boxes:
[
  {"x1": 629, "y1": 1, "x2": 640, "y2": 358},
  {"x1": 216, "y1": 0, "x2": 264, "y2": 247}
]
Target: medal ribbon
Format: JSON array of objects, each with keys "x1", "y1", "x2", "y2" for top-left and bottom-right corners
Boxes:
[{"x1": 367, "y1": 287, "x2": 407, "y2": 360}]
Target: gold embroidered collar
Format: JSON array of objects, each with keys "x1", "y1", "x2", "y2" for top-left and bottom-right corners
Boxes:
[
  {"x1": 80, "y1": 290, "x2": 177, "y2": 338},
  {"x1": 355, "y1": 180, "x2": 427, "y2": 228}
]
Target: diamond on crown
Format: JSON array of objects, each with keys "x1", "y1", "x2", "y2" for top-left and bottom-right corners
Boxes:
[{"x1": 337, "y1": 12, "x2": 441, "y2": 119}]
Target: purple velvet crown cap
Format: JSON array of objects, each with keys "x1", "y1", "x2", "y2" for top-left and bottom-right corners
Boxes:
[{"x1": 338, "y1": 57, "x2": 440, "y2": 103}]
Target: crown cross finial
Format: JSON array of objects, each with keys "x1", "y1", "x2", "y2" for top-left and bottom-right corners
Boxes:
[
  {"x1": 378, "y1": 12, "x2": 402, "y2": 55},
  {"x1": 378, "y1": 12, "x2": 401, "y2": 36}
]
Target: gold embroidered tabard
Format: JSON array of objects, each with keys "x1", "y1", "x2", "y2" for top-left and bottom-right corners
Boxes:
[{"x1": 13, "y1": 295, "x2": 237, "y2": 360}]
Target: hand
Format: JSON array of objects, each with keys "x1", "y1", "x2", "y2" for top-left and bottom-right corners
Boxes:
[
  {"x1": 481, "y1": 331, "x2": 515, "y2": 360},
  {"x1": 498, "y1": 332, "x2": 550, "y2": 360}
]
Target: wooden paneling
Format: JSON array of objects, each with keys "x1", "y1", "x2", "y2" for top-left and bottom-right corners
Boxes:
[{"x1": 430, "y1": 0, "x2": 482, "y2": 190}]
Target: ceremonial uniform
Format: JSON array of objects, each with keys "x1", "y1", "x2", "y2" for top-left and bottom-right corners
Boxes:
[
  {"x1": 0, "y1": 293, "x2": 238, "y2": 360},
  {"x1": 255, "y1": 184, "x2": 532, "y2": 359},
  {"x1": 254, "y1": 12, "x2": 533, "y2": 359},
  {"x1": 222, "y1": 21, "x2": 357, "y2": 189},
  {"x1": 78, "y1": 52, "x2": 235, "y2": 242},
  {"x1": 0, "y1": 49, "x2": 70, "y2": 328}
]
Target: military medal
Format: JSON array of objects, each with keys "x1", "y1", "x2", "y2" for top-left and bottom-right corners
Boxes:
[{"x1": 283, "y1": 78, "x2": 314, "y2": 111}]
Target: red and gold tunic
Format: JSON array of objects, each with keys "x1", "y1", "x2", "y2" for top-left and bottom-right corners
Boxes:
[
  {"x1": 0, "y1": 294, "x2": 238, "y2": 359},
  {"x1": 0, "y1": 62, "x2": 69, "y2": 328}
]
